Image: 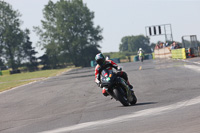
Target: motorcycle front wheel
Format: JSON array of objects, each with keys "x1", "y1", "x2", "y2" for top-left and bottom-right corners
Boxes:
[
  {"x1": 130, "y1": 91, "x2": 137, "y2": 105},
  {"x1": 113, "y1": 88, "x2": 129, "y2": 106},
  {"x1": 139, "y1": 56, "x2": 143, "y2": 62}
]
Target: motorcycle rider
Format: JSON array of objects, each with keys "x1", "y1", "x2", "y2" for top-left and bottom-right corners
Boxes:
[
  {"x1": 95, "y1": 53, "x2": 133, "y2": 96},
  {"x1": 138, "y1": 48, "x2": 144, "y2": 57}
]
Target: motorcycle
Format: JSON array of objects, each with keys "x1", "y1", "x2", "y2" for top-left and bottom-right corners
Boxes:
[
  {"x1": 138, "y1": 51, "x2": 144, "y2": 62},
  {"x1": 100, "y1": 69, "x2": 137, "y2": 106}
]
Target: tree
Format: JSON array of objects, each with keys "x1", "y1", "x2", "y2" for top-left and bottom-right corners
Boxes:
[
  {"x1": 0, "y1": 59, "x2": 4, "y2": 67},
  {"x1": 22, "y1": 29, "x2": 38, "y2": 71},
  {"x1": 0, "y1": 1, "x2": 36, "y2": 70},
  {"x1": 119, "y1": 35, "x2": 151, "y2": 53},
  {"x1": 119, "y1": 37, "x2": 129, "y2": 52},
  {"x1": 35, "y1": 0, "x2": 102, "y2": 67},
  {"x1": 0, "y1": 39, "x2": 3, "y2": 67}
]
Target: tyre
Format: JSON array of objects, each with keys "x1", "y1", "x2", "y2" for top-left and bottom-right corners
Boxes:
[
  {"x1": 141, "y1": 57, "x2": 143, "y2": 62},
  {"x1": 130, "y1": 92, "x2": 137, "y2": 105},
  {"x1": 113, "y1": 88, "x2": 129, "y2": 106},
  {"x1": 139, "y1": 56, "x2": 143, "y2": 62}
]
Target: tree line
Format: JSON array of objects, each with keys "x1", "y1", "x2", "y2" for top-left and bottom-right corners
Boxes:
[
  {"x1": 2, "y1": 0, "x2": 188, "y2": 72},
  {"x1": 0, "y1": 0, "x2": 102, "y2": 71},
  {"x1": 119, "y1": 35, "x2": 153, "y2": 53},
  {"x1": 0, "y1": 1, "x2": 38, "y2": 71}
]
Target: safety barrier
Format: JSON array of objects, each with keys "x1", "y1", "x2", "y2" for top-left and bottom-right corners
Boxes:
[
  {"x1": 199, "y1": 47, "x2": 200, "y2": 56},
  {"x1": 171, "y1": 48, "x2": 186, "y2": 59},
  {"x1": 154, "y1": 47, "x2": 172, "y2": 59},
  {"x1": 152, "y1": 53, "x2": 155, "y2": 59},
  {"x1": 112, "y1": 58, "x2": 120, "y2": 63}
]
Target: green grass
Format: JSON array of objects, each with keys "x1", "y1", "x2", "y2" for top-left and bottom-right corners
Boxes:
[
  {"x1": 0, "y1": 68, "x2": 74, "y2": 92},
  {"x1": 0, "y1": 81, "x2": 31, "y2": 92},
  {"x1": 2, "y1": 70, "x2": 10, "y2": 76}
]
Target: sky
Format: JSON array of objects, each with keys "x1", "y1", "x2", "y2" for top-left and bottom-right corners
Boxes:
[{"x1": 3, "y1": 0, "x2": 200, "y2": 56}]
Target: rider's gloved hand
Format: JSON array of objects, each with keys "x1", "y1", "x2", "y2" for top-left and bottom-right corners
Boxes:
[{"x1": 117, "y1": 66, "x2": 122, "y2": 71}]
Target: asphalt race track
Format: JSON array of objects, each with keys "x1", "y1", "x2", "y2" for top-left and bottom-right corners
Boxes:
[{"x1": 1, "y1": 58, "x2": 200, "y2": 133}]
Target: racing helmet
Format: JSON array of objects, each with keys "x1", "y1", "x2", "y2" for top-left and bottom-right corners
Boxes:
[
  {"x1": 139, "y1": 48, "x2": 142, "y2": 51},
  {"x1": 95, "y1": 53, "x2": 105, "y2": 66}
]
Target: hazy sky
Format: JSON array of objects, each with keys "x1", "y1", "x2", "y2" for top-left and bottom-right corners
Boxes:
[{"x1": 4, "y1": 0, "x2": 200, "y2": 56}]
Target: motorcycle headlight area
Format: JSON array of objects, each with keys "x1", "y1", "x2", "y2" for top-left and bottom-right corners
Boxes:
[{"x1": 106, "y1": 77, "x2": 111, "y2": 81}]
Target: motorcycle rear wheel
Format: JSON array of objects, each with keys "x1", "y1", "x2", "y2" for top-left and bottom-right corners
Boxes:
[{"x1": 113, "y1": 88, "x2": 129, "y2": 106}]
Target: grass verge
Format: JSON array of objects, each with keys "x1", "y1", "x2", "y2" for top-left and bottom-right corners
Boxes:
[{"x1": 0, "y1": 68, "x2": 73, "y2": 92}]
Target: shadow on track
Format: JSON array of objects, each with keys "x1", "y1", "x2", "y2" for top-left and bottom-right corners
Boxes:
[
  {"x1": 117, "y1": 102, "x2": 157, "y2": 107},
  {"x1": 133, "y1": 102, "x2": 157, "y2": 106}
]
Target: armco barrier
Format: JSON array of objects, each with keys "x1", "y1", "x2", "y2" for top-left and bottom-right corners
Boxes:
[
  {"x1": 171, "y1": 48, "x2": 186, "y2": 59},
  {"x1": 134, "y1": 56, "x2": 139, "y2": 62},
  {"x1": 154, "y1": 47, "x2": 172, "y2": 59},
  {"x1": 111, "y1": 58, "x2": 120, "y2": 63},
  {"x1": 148, "y1": 54, "x2": 153, "y2": 59}
]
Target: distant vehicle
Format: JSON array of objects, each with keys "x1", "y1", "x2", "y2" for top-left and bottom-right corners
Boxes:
[{"x1": 138, "y1": 48, "x2": 144, "y2": 62}]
